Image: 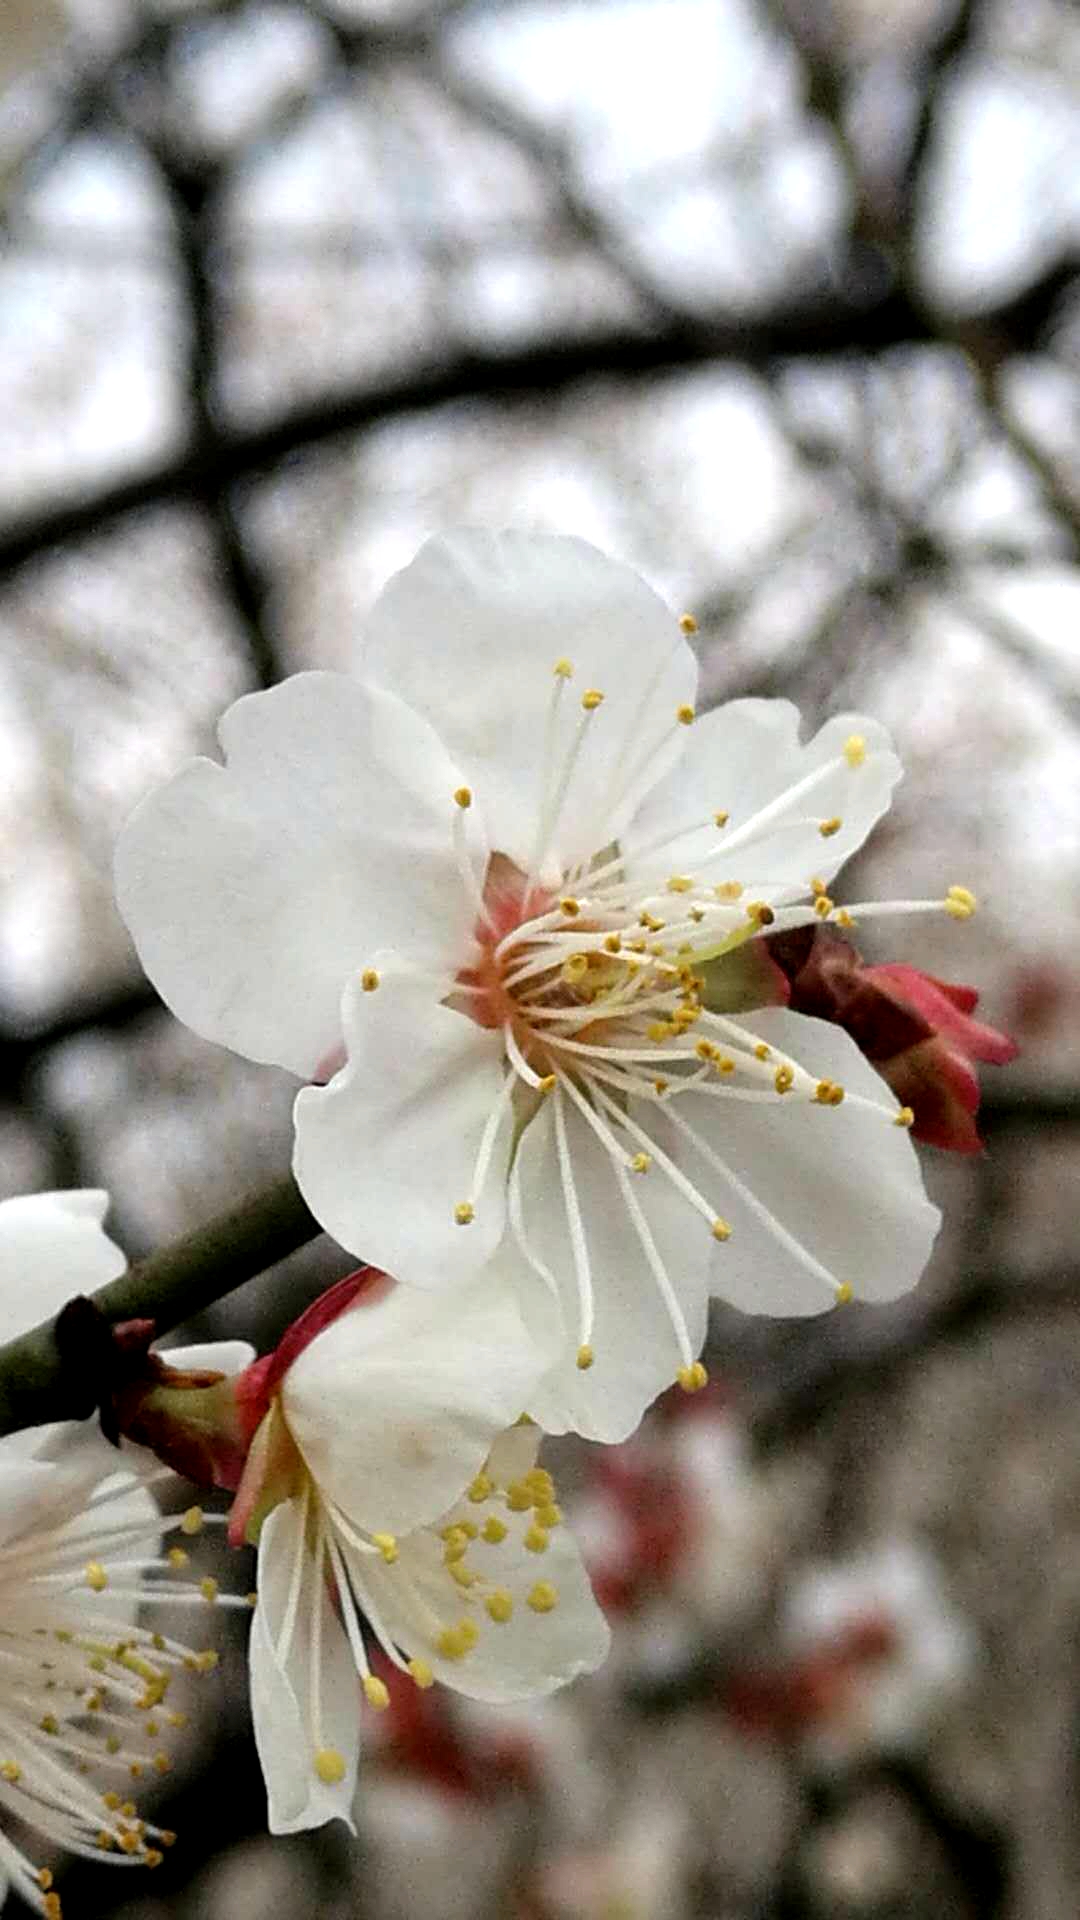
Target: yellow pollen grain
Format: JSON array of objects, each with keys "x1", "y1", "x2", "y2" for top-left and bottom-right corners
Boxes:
[
  {"x1": 453, "y1": 786, "x2": 474, "y2": 813},
  {"x1": 712, "y1": 1218, "x2": 732, "y2": 1242},
  {"x1": 199, "y1": 1577, "x2": 219, "y2": 1604},
  {"x1": 524, "y1": 1525, "x2": 550, "y2": 1554},
  {"x1": 560, "y1": 896, "x2": 581, "y2": 917},
  {"x1": 553, "y1": 657, "x2": 573, "y2": 679},
  {"x1": 843, "y1": 734, "x2": 866, "y2": 768},
  {"x1": 524, "y1": 1468, "x2": 555, "y2": 1501},
  {"x1": 167, "y1": 1547, "x2": 188, "y2": 1570},
  {"x1": 535, "y1": 1503, "x2": 561, "y2": 1528},
  {"x1": 43, "y1": 1895, "x2": 61, "y2": 1920},
  {"x1": 442, "y1": 1527, "x2": 469, "y2": 1562},
  {"x1": 408, "y1": 1658, "x2": 434, "y2": 1688},
  {"x1": 715, "y1": 880, "x2": 743, "y2": 900},
  {"x1": 314, "y1": 1747, "x2": 347, "y2": 1784},
  {"x1": 648, "y1": 1021, "x2": 673, "y2": 1042},
  {"x1": 603, "y1": 933, "x2": 622, "y2": 954},
  {"x1": 819, "y1": 815, "x2": 842, "y2": 838},
  {"x1": 1, "y1": 1762, "x2": 20, "y2": 1783},
  {"x1": 717, "y1": 1055, "x2": 736, "y2": 1075},
  {"x1": 361, "y1": 968, "x2": 380, "y2": 992},
  {"x1": 581, "y1": 688, "x2": 604, "y2": 711},
  {"x1": 538, "y1": 1073, "x2": 557, "y2": 1094},
  {"x1": 85, "y1": 1562, "x2": 108, "y2": 1592},
  {"x1": 435, "y1": 1624, "x2": 470, "y2": 1662},
  {"x1": 631, "y1": 1152, "x2": 651, "y2": 1173},
  {"x1": 834, "y1": 1282, "x2": 854, "y2": 1306},
  {"x1": 754, "y1": 1043, "x2": 771, "y2": 1061},
  {"x1": 678, "y1": 1361, "x2": 709, "y2": 1394},
  {"x1": 506, "y1": 1482, "x2": 533, "y2": 1512},
  {"x1": 835, "y1": 908, "x2": 856, "y2": 928},
  {"x1": 945, "y1": 884, "x2": 977, "y2": 919},
  {"x1": 676, "y1": 704, "x2": 695, "y2": 725},
  {"x1": 667, "y1": 874, "x2": 694, "y2": 894},
  {"x1": 363, "y1": 1675, "x2": 390, "y2": 1711},
  {"x1": 774, "y1": 1064, "x2": 795, "y2": 1095},
  {"x1": 894, "y1": 1105, "x2": 915, "y2": 1128},
  {"x1": 467, "y1": 1474, "x2": 493, "y2": 1504},
  {"x1": 180, "y1": 1506, "x2": 204, "y2": 1536},
  {"x1": 527, "y1": 1582, "x2": 559, "y2": 1614},
  {"x1": 145, "y1": 1850, "x2": 164, "y2": 1870},
  {"x1": 576, "y1": 1344, "x2": 594, "y2": 1371},
  {"x1": 679, "y1": 612, "x2": 698, "y2": 633},
  {"x1": 373, "y1": 1532, "x2": 398, "y2": 1564},
  {"x1": 482, "y1": 1516, "x2": 508, "y2": 1544},
  {"x1": 746, "y1": 900, "x2": 774, "y2": 925},
  {"x1": 454, "y1": 1202, "x2": 475, "y2": 1226},
  {"x1": 485, "y1": 1589, "x2": 514, "y2": 1624},
  {"x1": 653, "y1": 1077, "x2": 669, "y2": 1095},
  {"x1": 449, "y1": 1560, "x2": 478, "y2": 1590},
  {"x1": 814, "y1": 895, "x2": 834, "y2": 918},
  {"x1": 714, "y1": 809, "x2": 729, "y2": 827}
]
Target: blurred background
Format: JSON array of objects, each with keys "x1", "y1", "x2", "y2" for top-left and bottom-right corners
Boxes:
[{"x1": 0, "y1": 0, "x2": 1079, "y2": 1914}]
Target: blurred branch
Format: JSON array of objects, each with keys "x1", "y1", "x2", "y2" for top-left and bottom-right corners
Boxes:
[{"x1": 0, "y1": 1173, "x2": 319, "y2": 1439}]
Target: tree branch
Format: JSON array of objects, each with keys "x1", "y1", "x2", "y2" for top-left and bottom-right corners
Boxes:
[{"x1": 0, "y1": 1174, "x2": 320, "y2": 1439}]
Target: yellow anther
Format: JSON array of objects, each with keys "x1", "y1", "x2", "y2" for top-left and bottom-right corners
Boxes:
[
  {"x1": 180, "y1": 1506, "x2": 204, "y2": 1536},
  {"x1": 39, "y1": 1715, "x2": 58, "y2": 1736},
  {"x1": 467, "y1": 1474, "x2": 493, "y2": 1504},
  {"x1": 603, "y1": 932, "x2": 622, "y2": 953},
  {"x1": 153, "y1": 1752, "x2": 171, "y2": 1775},
  {"x1": 754, "y1": 1042, "x2": 771, "y2": 1061},
  {"x1": 0, "y1": 1762, "x2": 20, "y2": 1783},
  {"x1": 195, "y1": 1649, "x2": 218, "y2": 1672},
  {"x1": 814, "y1": 1079, "x2": 835, "y2": 1103},
  {"x1": 713, "y1": 809, "x2": 730, "y2": 828},
  {"x1": 166, "y1": 1712, "x2": 187, "y2": 1729},
  {"x1": 538, "y1": 1073, "x2": 557, "y2": 1094},
  {"x1": 160, "y1": 1831, "x2": 177, "y2": 1848},
  {"x1": 554, "y1": 657, "x2": 574, "y2": 679},
  {"x1": 524, "y1": 1525, "x2": 550, "y2": 1554},
  {"x1": 843, "y1": 734, "x2": 866, "y2": 768},
  {"x1": 562, "y1": 952, "x2": 590, "y2": 982},
  {"x1": 459, "y1": 1619, "x2": 479, "y2": 1649},
  {"x1": 535, "y1": 1503, "x2": 561, "y2": 1529},
  {"x1": 314, "y1": 1747, "x2": 347, "y2": 1784},
  {"x1": 482, "y1": 1516, "x2": 508, "y2": 1544},
  {"x1": 449, "y1": 1560, "x2": 478, "y2": 1589},
  {"x1": 676, "y1": 704, "x2": 695, "y2": 725},
  {"x1": 630, "y1": 1151, "x2": 651, "y2": 1173},
  {"x1": 36, "y1": 1872, "x2": 53, "y2": 1893},
  {"x1": 819, "y1": 815, "x2": 842, "y2": 838},
  {"x1": 667, "y1": 874, "x2": 694, "y2": 894},
  {"x1": 43, "y1": 1897, "x2": 61, "y2": 1920},
  {"x1": 506, "y1": 1482, "x2": 533, "y2": 1512},
  {"x1": 106, "y1": 1737, "x2": 121, "y2": 1755},
  {"x1": 576, "y1": 1344, "x2": 594, "y2": 1370},
  {"x1": 363, "y1": 1675, "x2": 390, "y2": 1711},
  {"x1": 453, "y1": 786, "x2": 472, "y2": 809},
  {"x1": 711, "y1": 1218, "x2": 732, "y2": 1242},
  {"x1": 581, "y1": 688, "x2": 604, "y2": 711},
  {"x1": 647, "y1": 1021, "x2": 673, "y2": 1042},
  {"x1": 373, "y1": 1532, "x2": 398, "y2": 1564},
  {"x1": 167, "y1": 1546, "x2": 188, "y2": 1569},
  {"x1": 689, "y1": 905, "x2": 705, "y2": 922},
  {"x1": 119, "y1": 1830, "x2": 140, "y2": 1854},
  {"x1": 144, "y1": 1849, "x2": 164, "y2": 1870},
  {"x1": 945, "y1": 884, "x2": 977, "y2": 919},
  {"x1": 485, "y1": 1589, "x2": 514, "y2": 1624},
  {"x1": 96, "y1": 1832, "x2": 113, "y2": 1851},
  {"x1": 715, "y1": 880, "x2": 743, "y2": 900},
  {"x1": 694, "y1": 1039, "x2": 715, "y2": 1062},
  {"x1": 834, "y1": 1282, "x2": 854, "y2": 1306},
  {"x1": 653, "y1": 1076, "x2": 669, "y2": 1095},
  {"x1": 774, "y1": 1064, "x2": 795, "y2": 1095},
  {"x1": 524, "y1": 1468, "x2": 555, "y2": 1502},
  {"x1": 809, "y1": 875, "x2": 827, "y2": 897},
  {"x1": 677, "y1": 1361, "x2": 709, "y2": 1394},
  {"x1": 199, "y1": 1577, "x2": 219, "y2": 1604},
  {"x1": 814, "y1": 895, "x2": 834, "y2": 918},
  {"x1": 746, "y1": 900, "x2": 775, "y2": 925},
  {"x1": 894, "y1": 1105, "x2": 915, "y2": 1128},
  {"x1": 85, "y1": 1562, "x2": 108, "y2": 1592},
  {"x1": 717, "y1": 1055, "x2": 736, "y2": 1074},
  {"x1": 639, "y1": 910, "x2": 665, "y2": 932},
  {"x1": 679, "y1": 612, "x2": 698, "y2": 633},
  {"x1": 560, "y1": 896, "x2": 581, "y2": 916},
  {"x1": 527, "y1": 1582, "x2": 559, "y2": 1614},
  {"x1": 442, "y1": 1527, "x2": 470, "y2": 1563},
  {"x1": 120, "y1": 1801, "x2": 136, "y2": 1821},
  {"x1": 454, "y1": 1202, "x2": 475, "y2": 1226},
  {"x1": 361, "y1": 968, "x2": 380, "y2": 992},
  {"x1": 835, "y1": 908, "x2": 856, "y2": 928},
  {"x1": 408, "y1": 1658, "x2": 434, "y2": 1688},
  {"x1": 436, "y1": 1624, "x2": 471, "y2": 1662}
]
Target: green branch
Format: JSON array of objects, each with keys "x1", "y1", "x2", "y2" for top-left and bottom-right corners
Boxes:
[{"x1": 0, "y1": 1175, "x2": 321, "y2": 1440}]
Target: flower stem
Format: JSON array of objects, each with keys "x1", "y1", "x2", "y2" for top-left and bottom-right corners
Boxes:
[{"x1": 0, "y1": 1174, "x2": 321, "y2": 1440}]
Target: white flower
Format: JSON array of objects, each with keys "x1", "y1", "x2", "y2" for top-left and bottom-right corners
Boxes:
[
  {"x1": 237, "y1": 1272, "x2": 610, "y2": 1835},
  {"x1": 782, "y1": 1539, "x2": 975, "y2": 1768},
  {"x1": 0, "y1": 1451, "x2": 244, "y2": 1915},
  {"x1": 116, "y1": 531, "x2": 946, "y2": 1441}
]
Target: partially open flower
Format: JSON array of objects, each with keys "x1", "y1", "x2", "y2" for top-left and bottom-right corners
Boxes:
[
  {"x1": 231, "y1": 1269, "x2": 609, "y2": 1834},
  {"x1": 764, "y1": 926, "x2": 1018, "y2": 1152},
  {"x1": 116, "y1": 531, "x2": 954, "y2": 1440}
]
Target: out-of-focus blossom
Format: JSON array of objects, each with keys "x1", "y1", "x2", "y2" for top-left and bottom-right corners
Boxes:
[
  {"x1": 765, "y1": 925, "x2": 1017, "y2": 1152},
  {"x1": 535, "y1": 1797, "x2": 692, "y2": 1920},
  {"x1": 228, "y1": 1269, "x2": 609, "y2": 1835},
  {"x1": 117, "y1": 530, "x2": 946, "y2": 1444},
  {"x1": 733, "y1": 1539, "x2": 975, "y2": 1769}
]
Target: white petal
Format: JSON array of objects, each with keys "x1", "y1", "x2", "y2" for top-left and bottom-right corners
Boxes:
[
  {"x1": 510, "y1": 1099, "x2": 711, "y2": 1443},
  {"x1": 115, "y1": 673, "x2": 481, "y2": 1078},
  {"x1": 162, "y1": 1340, "x2": 257, "y2": 1375},
  {"x1": 624, "y1": 702, "x2": 901, "y2": 893},
  {"x1": 250, "y1": 1496, "x2": 359, "y2": 1835},
  {"x1": 281, "y1": 1265, "x2": 550, "y2": 1539},
  {"x1": 0, "y1": 1190, "x2": 125, "y2": 1342},
  {"x1": 677, "y1": 1007, "x2": 940, "y2": 1317},
  {"x1": 361, "y1": 531, "x2": 698, "y2": 871},
  {"x1": 357, "y1": 1497, "x2": 610, "y2": 1703},
  {"x1": 293, "y1": 962, "x2": 509, "y2": 1280}
]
